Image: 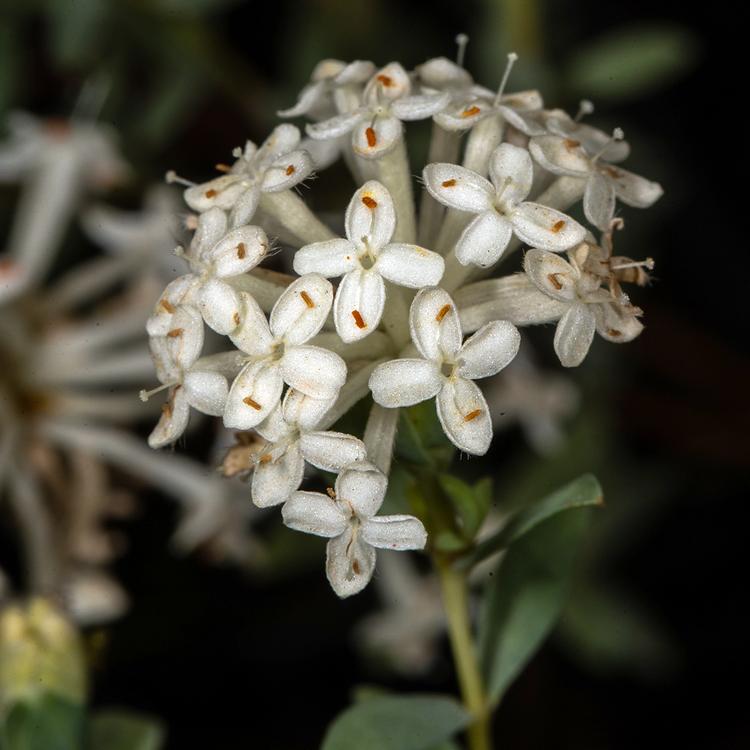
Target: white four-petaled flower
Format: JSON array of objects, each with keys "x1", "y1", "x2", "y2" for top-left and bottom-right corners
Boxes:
[
  {"x1": 424, "y1": 143, "x2": 586, "y2": 267},
  {"x1": 369, "y1": 287, "x2": 520, "y2": 455},
  {"x1": 294, "y1": 181, "x2": 445, "y2": 342},
  {"x1": 223, "y1": 274, "x2": 347, "y2": 430},
  {"x1": 282, "y1": 464, "x2": 427, "y2": 598}
]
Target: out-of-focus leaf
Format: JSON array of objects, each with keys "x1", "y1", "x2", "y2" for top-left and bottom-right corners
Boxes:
[
  {"x1": 0, "y1": 25, "x2": 21, "y2": 116},
  {"x1": 433, "y1": 529, "x2": 469, "y2": 553},
  {"x1": 151, "y1": 0, "x2": 244, "y2": 17},
  {"x1": 559, "y1": 584, "x2": 678, "y2": 678},
  {"x1": 566, "y1": 24, "x2": 700, "y2": 100},
  {"x1": 45, "y1": 0, "x2": 111, "y2": 68},
  {"x1": 479, "y1": 504, "x2": 596, "y2": 703},
  {"x1": 461, "y1": 474, "x2": 602, "y2": 569},
  {"x1": 396, "y1": 402, "x2": 452, "y2": 468},
  {"x1": 88, "y1": 710, "x2": 165, "y2": 750},
  {"x1": 438, "y1": 475, "x2": 492, "y2": 540},
  {"x1": 0, "y1": 693, "x2": 84, "y2": 750},
  {"x1": 321, "y1": 695, "x2": 469, "y2": 750}
]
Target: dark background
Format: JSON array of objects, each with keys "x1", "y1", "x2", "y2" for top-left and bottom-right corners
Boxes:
[{"x1": 1, "y1": 1, "x2": 747, "y2": 748}]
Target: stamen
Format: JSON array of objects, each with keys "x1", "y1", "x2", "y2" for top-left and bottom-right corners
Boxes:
[
  {"x1": 215, "y1": 163, "x2": 232, "y2": 173},
  {"x1": 285, "y1": 164, "x2": 296, "y2": 176},
  {"x1": 611, "y1": 258, "x2": 655, "y2": 272},
  {"x1": 352, "y1": 310, "x2": 367, "y2": 329},
  {"x1": 575, "y1": 99, "x2": 594, "y2": 122},
  {"x1": 455, "y1": 33, "x2": 469, "y2": 68},
  {"x1": 352, "y1": 559, "x2": 361, "y2": 575},
  {"x1": 204, "y1": 189, "x2": 218, "y2": 198},
  {"x1": 165, "y1": 170, "x2": 195, "y2": 187},
  {"x1": 592, "y1": 127, "x2": 624, "y2": 163},
  {"x1": 362, "y1": 195, "x2": 378, "y2": 209},
  {"x1": 365, "y1": 127, "x2": 377, "y2": 148},
  {"x1": 376, "y1": 74, "x2": 394, "y2": 87},
  {"x1": 464, "y1": 409, "x2": 482, "y2": 422},
  {"x1": 236, "y1": 242, "x2": 246, "y2": 259},
  {"x1": 461, "y1": 105, "x2": 481, "y2": 118},
  {"x1": 259, "y1": 453, "x2": 272, "y2": 464},
  {"x1": 159, "y1": 299, "x2": 176, "y2": 314},
  {"x1": 607, "y1": 328, "x2": 622, "y2": 338},
  {"x1": 326, "y1": 486, "x2": 336, "y2": 499},
  {"x1": 442, "y1": 178, "x2": 457, "y2": 188},
  {"x1": 300, "y1": 290, "x2": 315, "y2": 308},
  {"x1": 493, "y1": 52, "x2": 518, "y2": 106},
  {"x1": 233, "y1": 311, "x2": 241, "y2": 326},
  {"x1": 436, "y1": 303, "x2": 451, "y2": 322},
  {"x1": 243, "y1": 396, "x2": 262, "y2": 410},
  {"x1": 139, "y1": 382, "x2": 171, "y2": 402},
  {"x1": 166, "y1": 328, "x2": 183, "y2": 338},
  {"x1": 564, "y1": 138, "x2": 581, "y2": 151},
  {"x1": 551, "y1": 220, "x2": 566, "y2": 233},
  {"x1": 547, "y1": 273, "x2": 563, "y2": 290}
]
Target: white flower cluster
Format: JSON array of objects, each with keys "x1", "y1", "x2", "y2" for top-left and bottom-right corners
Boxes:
[{"x1": 148, "y1": 44, "x2": 662, "y2": 597}]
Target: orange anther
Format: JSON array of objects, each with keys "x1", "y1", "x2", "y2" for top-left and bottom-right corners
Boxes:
[
  {"x1": 237, "y1": 242, "x2": 246, "y2": 259},
  {"x1": 365, "y1": 127, "x2": 377, "y2": 148},
  {"x1": 435, "y1": 304, "x2": 451, "y2": 322},
  {"x1": 215, "y1": 163, "x2": 231, "y2": 173},
  {"x1": 464, "y1": 409, "x2": 482, "y2": 422},
  {"x1": 233, "y1": 311, "x2": 241, "y2": 326},
  {"x1": 352, "y1": 310, "x2": 367, "y2": 329},
  {"x1": 442, "y1": 179, "x2": 457, "y2": 188},
  {"x1": 551, "y1": 220, "x2": 566, "y2": 233},
  {"x1": 300, "y1": 290, "x2": 315, "y2": 308},
  {"x1": 547, "y1": 273, "x2": 563, "y2": 290},
  {"x1": 285, "y1": 164, "x2": 296, "y2": 176},
  {"x1": 166, "y1": 328, "x2": 183, "y2": 338},
  {"x1": 159, "y1": 299, "x2": 176, "y2": 314},
  {"x1": 461, "y1": 105, "x2": 481, "y2": 117},
  {"x1": 243, "y1": 396, "x2": 262, "y2": 410},
  {"x1": 326, "y1": 486, "x2": 337, "y2": 499},
  {"x1": 564, "y1": 139, "x2": 581, "y2": 150},
  {"x1": 205, "y1": 189, "x2": 217, "y2": 198},
  {"x1": 362, "y1": 195, "x2": 378, "y2": 209},
  {"x1": 376, "y1": 74, "x2": 394, "y2": 87},
  {"x1": 259, "y1": 453, "x2": 273, "y2": 464},
  {"x1": 607, "y1": 328, "x2": 622, "y2": 337}
]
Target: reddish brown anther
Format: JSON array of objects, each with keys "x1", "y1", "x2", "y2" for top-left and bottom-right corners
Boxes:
[
  {"x1": 365, "y1": 127, "x2": 377, "y2": 148},
  {"x1": 551, "y1": 220, "x2": 566, "y2": 233},
  {"x1": 464, "y1": 409, "x2": 482, "y2": 422},
  {"x1": 362, "y1": 195, "x2": 378, "y2": 209},
  {"x1": 376, "y1": 74, "x2": 394, "y2": 87},
  {"x1": 236, "y1": 242, "x2": 246, "y2": 259},
  {"x1": 442, "y1": 179, "x2": 457, "y2": 188},
  {"x1": 461, "y1": 105, "x2": 481, "y2": 118},
  {"x1": 285, "y1": 164, "x2": 296, "y2": 176},
  {"x1": 159, "y1": 299, "x2": 176, "y2": 314},
  {"x1": 547, "y1": 273, "x2": 563, "y2": 290},
  {"x1": 352, "y1": 310, "x2": 367, "y2": 329},
  {"x1": 243, "y1": 396, "x2": 262, "y2": 410},
  {"x1": 205, "y1": 189, "x2": 217, "y2": 198},
  {"x1": 166, "y1": 328, "x2": 183, "y2": 338},
  {"x1": 300, "y1": 290, "x2": 315, "y2": 308},
  {"x1": 435, "y1": 303, "x2": 451, "y2": 322}
]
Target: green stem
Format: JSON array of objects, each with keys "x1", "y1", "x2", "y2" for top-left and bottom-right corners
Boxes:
[{"x1": 437, "y1": 560, "x2": 491, "y2": 750}]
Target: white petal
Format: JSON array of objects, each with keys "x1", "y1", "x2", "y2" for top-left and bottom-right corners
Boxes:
[
  {"x1": 255, "y1": 402, "x2": 289, "y2": 442},
  {"x1": 299, "y1": 136, "x2": 341, "y2": 170},
  {"x1": 523, "y1": 248, "x2": 579, "y2": 302},
  {"x1": 436, "y1": 377, "x2": 492, "y2": 455},
  {"x1": 352, "y1": 115, "x2": 402, "y2": 159},
  {"x1": 594, "y1": 302, "x2": 644, "y2": 343},
  {"x1": 416, "y1": 57, "x2": 473, "y2": 89},
  {"x1": 191, "y1": 206, "x2": 229, "y2": 255},
  {"x1": 375, "y1": 243, "x2": 444, "y2": 288},
  {"x1": 511, "y1": 203, "x2": 586, "y2": 251},
  {"x1": 208, "y1": 225, "x2": 268, "y2": 277},
  {"x1": 409, "y1": 286, "x2": 462, "y2": 361},
  {"x1": 333, "y1": 269, "x2": 386, "y2": 343},
  {"x1": 270, "y1": 273, "x2": 333, "y2": 344},
  {"x1": 281, "y1": 388, "x2": 335, "y2": 430},
  {"x1": 369, "y1": 358, "x2": 443, "y2": 408},
  {"x1": 364, "y1": 62, "x2": 412, "y2": 102},
  {"x1": 336, "y1": 465, "x2": 387, "y2": 518},
  {"x1": 604, "y1": 165, "x2": 663, "y2": 208},
  {"x1": 455, "y1": 210, "x2": 513, "y2": 268},
  {"x1": 277, "y1": 80, "x2": 326, "y2": 118},
  {"x1": 457, "y1": 320, "x2": 520, "y2": 380},
  {"x1": 497, "y1": 105, "x2": 547, "y2": 137},
  {"x1": 554, "y1": 302, "x2": 596, "y2": 367},
  {"x1": 184, "y1": 175, "x2": 248, "y2": 212},
  {"x1": 422, "y1": 163, "x2": 493, "y2": 213},
  {"x1": 362, "y1": 515, "x2": 427, "y2": 550},
  {"x1": 335, "y1": 59, "x2": 376, "y2": 84},
  {"x1": 306, "y1": 110, "x2": 363, "y2": 140},
  {"x1": 257, "y1": 124, "x2": 301, "y2": 162},
  {"x1": 282, "y1": 491, "x2": 348, "y2": 537},
  {"x1": 301, "y1": 431, "x2": 367, "y2": 472},
  {"x1": 183, "y1": 370, "x2": 228, "y2": 416},
  {"x1": 528, "y1": 135, "x2": 591, "y2": 177},
  {"x1": 197, "y1": 278, "x2": 243, "y2": 335},
  {"x1": 434, "y1": 100, "x2": 492, "y2": 131},
  {"x1": 391, "y1": 92, "x2": 451, "y2": 120},
  {"x1": 326, "y1": 528, "x2": 376, "y2": 598},
  {"x1": 252, "y1": 443, "x2": 305, "y2": 508},
  {"x1": 293, "y1": 238, "x2": 358, "y2": 278},
  {"x1": 229, "y1": 291, "x2": 274, "y2": 356},
  {"x1": 489, "y1": 143, "x2": 533, "y2": 205},
  {"x1": 281, "y1": 345, "x2": 347, "y2": 400},
  {"x1": 228, "y1": 184, "x2": 260, "y2": 228},
  {"x1": 583, "y1": 173, "x2": 616, "y2": 231},
  {"x1": 148, "y1": 386, "x2": 190, "y2": 448},
  {"x1": 164, "y1": 305, "x2": 204, "y2": 370},
  {"x1": 223, "y1": 359, "x2": 283, "y2": 429},
  {"x1": 345, "y1": 180, "x2": 395, "y2": 250},
  {"x1": 147, "y1": 274, "x2": 198, "y2": 337},
  {"x1": 261, "y1": 150, "x2": 314, "y2": 192}
]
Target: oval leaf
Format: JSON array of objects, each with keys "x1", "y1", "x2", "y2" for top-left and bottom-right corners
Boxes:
[{"x1": 321, "y1": 695, "x2": 469, "y2": 750}]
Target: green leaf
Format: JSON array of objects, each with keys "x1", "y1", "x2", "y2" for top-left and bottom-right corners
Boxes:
[
  {"x1": 479, "y1": 504, "x2": 596, "y2": 703},
  {"x1": 88, "y1": 710, "x2": 165, "y2": 750},
  {"x1": 566, "y1": 24, "x2": 700, "y2": 100},
  {"x1": 438, "y1": 475, "x2": 492, "y2": 540},
  {"x1": 321, "y1": 695, "x2": 469, "y2": 750},
  {"x1": 461, "y1": 474, "x2": 602, "y2": 569},
  {"x1": 395, "y1": 402, "x2": 452, "y2": 468},
  {"x1": 0, "y1": 693, "x2": 84, "y2": 750},
  {"x1": 45, "y1": 0, "x2": 111, "y2": 68}
]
